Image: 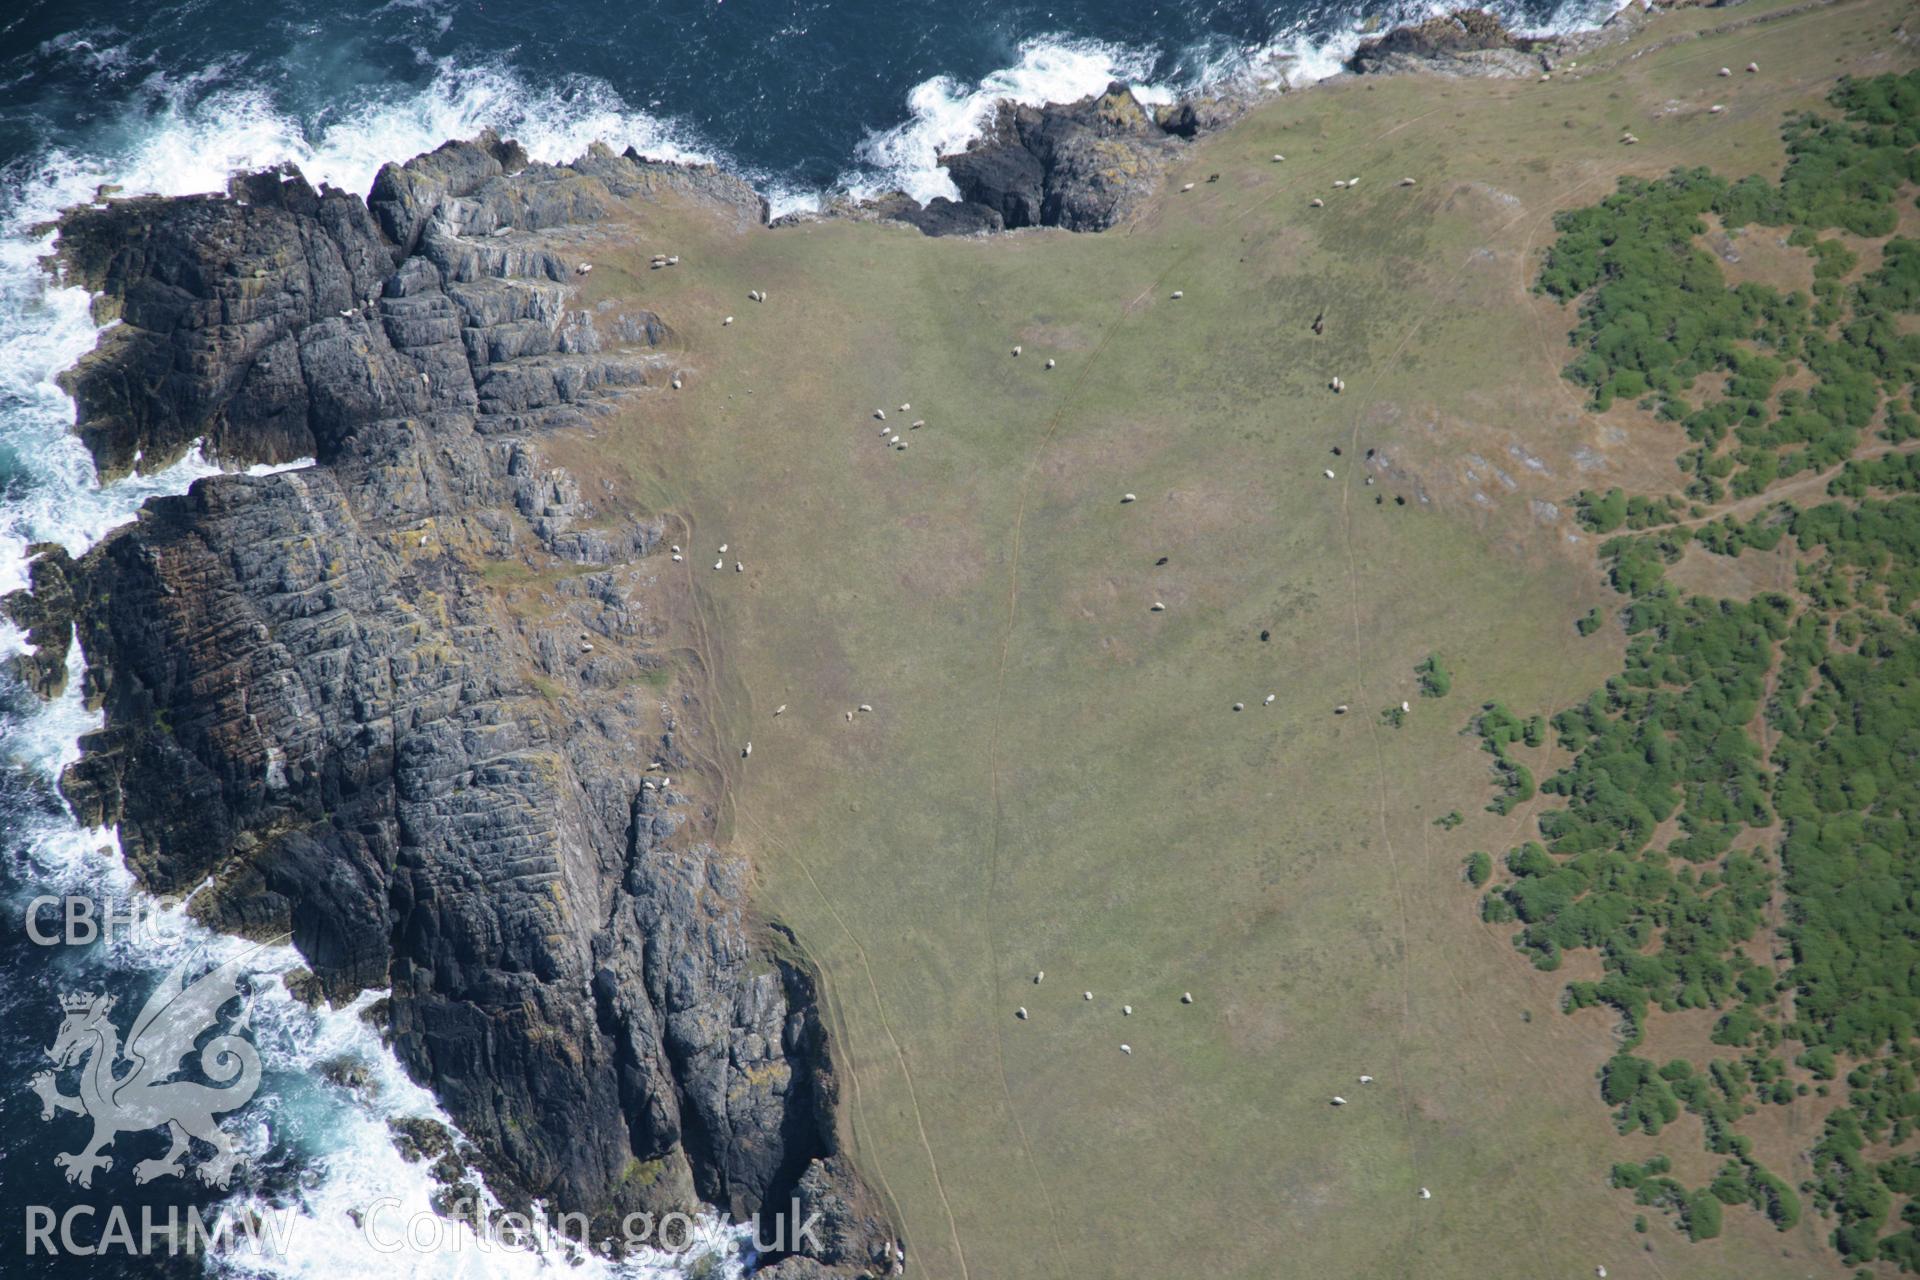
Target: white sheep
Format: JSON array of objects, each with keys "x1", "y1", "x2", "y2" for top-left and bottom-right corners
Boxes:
[
  {"x1": 1359, "y1": 1074, "x2": 1374, "y2": 1084},
  {"x1": 859, "y1": 704, "x2": 874, "y2": 713},
  {"x1": 722, "y1": 315, "x2": 734, "y2": 326},
  {"x1": 1310, "y1": 198, "x2": 1324, "y2": 208},
  {"x1": 1419, "y1": 1188, "x2": 1431, "y2": 1200},
  {"x1": 1120, "y1": 1044, "x2": 1132, "y2": 1055},
  {"x1": 1272, "y1": 154, "x2": 1285, "y2": 162},
  {"x1": 1122, "y1": 493, "x2": 1137, "y2": 504},
  {"x1": 874, "y1": 408, "x2": 886, "y2": 420},
  {"x1": 1331, "y1": 1096, "x2": 1347, "y2": 1106},
  {"x1": 1016, "y1": 1007, "x2": 1028, "y2": 1020},
  {"x1": 1171, "y1": 290, "x2": 1184, "y2": 299},
  {"x1": 576, "y1": 262, "x2": 593, "y2": 275},
  {"x1": 1035, "y1": 971, "x2": 1044, "y2": 984},
  {"x1": 1122, "y1": 1005, "x2": 1133, "y2": 1016},
  {"x1": 1012, "y1": 345, "x2": 1022, "y2": 356},
  {"x1": 774, "y1": 705, "x2": 786, "y2": 716},
  {"x1": 1181, "y1": 182, "x2": 1196, "y2": 192},
  {"x1": 1045, "y1": 358, "x2": 1056, "y2": 369},
  {"x1": 1264, "y1": 694, "x2": 1276, "y2": 705},
  {"x1": 1181, "y1": 992, "x2": 1194, "y2": 1004},
  {"x1": 1324, "y1": 469, "x2": 1337, "y2": 480},
  {"x1": 1084, "y1": 991, "x2": 1094, "y2": 1001},
  {"x1": 1151, "y1": 602, "x2": 1166, "y2": 613},
  {"x1": 742, "y1": 742, "x2": 752, "y2": 758},
  {"x1": 911, "y1": 419, "x2": 926, "y2": 429}
]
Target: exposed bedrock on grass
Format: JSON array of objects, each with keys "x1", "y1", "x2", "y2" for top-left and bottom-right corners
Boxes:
[{"x1": 23, "y1": 136, "x2": 891, "y2": 1272}]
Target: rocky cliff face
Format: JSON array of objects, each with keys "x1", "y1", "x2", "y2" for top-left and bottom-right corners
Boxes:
[
  {"x1": 14, "y1": 136, "x2": 891, "y2": 1272},
  {"x1": 877, "y1": 81, "x2": 1184, "y2": 236},
  {"x1": 1348, "y1": 10, "x2": 1546, "y2": 78}
]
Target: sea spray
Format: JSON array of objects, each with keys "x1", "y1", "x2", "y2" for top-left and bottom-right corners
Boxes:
[
  {"x1": 0, "y1": 106, "x2": 744, "y2": 1278},
  {"x1": 0, "y1": 2, "x2": 1642, "y2": 1270},
  {"x1": 832, "y1": 0, "x2": 1636, "y2": 209},
  {"x1": 842, "y1": 35, "x2": 1169, "y2": 207}
]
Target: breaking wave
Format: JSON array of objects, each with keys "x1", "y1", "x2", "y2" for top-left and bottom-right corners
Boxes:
[{"x1": 0, "y1": 0, "x2": 1634, "y2": 1271}]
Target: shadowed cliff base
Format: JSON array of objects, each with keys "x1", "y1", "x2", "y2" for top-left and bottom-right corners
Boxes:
[
  {"x1": 4, "y1": 0, "x2": 1908, "y2": 1275},
  {"x1": 12, "y1": 136, "x2": 896, "y2": 1274}
]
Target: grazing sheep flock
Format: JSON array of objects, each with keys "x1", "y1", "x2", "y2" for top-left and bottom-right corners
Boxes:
[
  {"x1": 578, "y1": 44, "x2": 1826, "y2": 1263},
  {"x1": 650, "y1": 143, "x2": 1438, "y2": 1152}
]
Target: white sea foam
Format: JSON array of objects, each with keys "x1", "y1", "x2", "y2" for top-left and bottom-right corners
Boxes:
[
  {"x1": 0, "y1": 571, "x2": 747, "y2": 1280},
  {"x1": 1248, "y1": 0, "x2": 1635, "y2": 87},
  {"x1": 838, "y1": 35, "x2": 1170, "y2": 208},
  {"x1": 830, "y1": 0, "x2": 1633, "y2": 210},
  {"x1": 5, "y1": 61, "x2": 711, "y2": 227},
  {"x1": 0, "y1": 4, "x2": 1637, "y2": 1269},
  {"x1": 2, "y1": 786, "x2": 752, "y2": 1280},
  {"x1": 0, "y1": 55, "x2": 743, "y2": 1280}
]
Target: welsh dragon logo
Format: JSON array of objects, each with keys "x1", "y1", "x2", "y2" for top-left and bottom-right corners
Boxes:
[{"x1": 30, "y1": 946, "x2": 273, "y2": 1189}]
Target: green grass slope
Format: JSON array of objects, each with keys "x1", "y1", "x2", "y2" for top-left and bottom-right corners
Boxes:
[{"x1": 515, "y1": 2, "x2": 1918, "y2": 1274}]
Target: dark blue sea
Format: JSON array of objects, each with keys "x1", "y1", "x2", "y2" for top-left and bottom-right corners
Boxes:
[{"x1": 0, "y1": 0, "x2": 1622, "y2": 1274}]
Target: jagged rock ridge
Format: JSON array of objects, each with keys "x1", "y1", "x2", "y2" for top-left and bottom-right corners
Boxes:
[
  {"x1": 870, "y1": 80, "x2": 1185, "y2": 236},
  {"x1": 10, "y1": 135, "x2": 891, "y2": 1274}
]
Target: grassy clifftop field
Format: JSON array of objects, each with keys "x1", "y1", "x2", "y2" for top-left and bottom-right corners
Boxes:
[{"x1": 490, "y1": 2, "x2": 1918, "y2": 1274}]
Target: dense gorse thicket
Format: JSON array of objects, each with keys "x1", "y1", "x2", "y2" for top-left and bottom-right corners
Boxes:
[{"x1": 1471, "y1": 70, "x2": 1920, "y2": 1266}]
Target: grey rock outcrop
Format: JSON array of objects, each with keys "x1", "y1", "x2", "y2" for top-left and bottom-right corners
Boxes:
[
  {"x1": 30, "y1": 136, "x2": 882, "y2": 1270},
  {"x1": 2, "y1": 544, "x2": 78, "y2": 698},
  {"x1": 1348, "y1": 10, "x2": 1546, "y2": 78},
  {"x1": 893, "y1": 81, "x2": 1180, "y2": 235}
]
